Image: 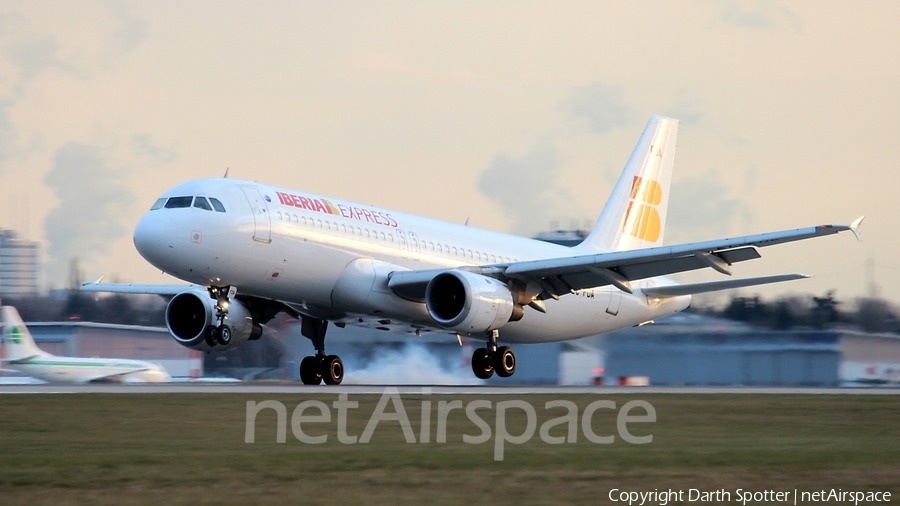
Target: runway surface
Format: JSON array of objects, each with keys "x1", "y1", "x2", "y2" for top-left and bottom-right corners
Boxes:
[{"x1": 1, "y1": 383, "x2": 899, "y2": 395}]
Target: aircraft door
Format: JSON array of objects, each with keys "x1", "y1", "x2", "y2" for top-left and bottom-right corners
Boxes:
[{"x1": 240, "y1": 186, "x2": 272, "y2": 243}]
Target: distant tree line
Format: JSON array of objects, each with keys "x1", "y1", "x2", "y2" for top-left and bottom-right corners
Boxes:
[{"x1": 693, "y1": 291, "x2": 900, "y2": 334}]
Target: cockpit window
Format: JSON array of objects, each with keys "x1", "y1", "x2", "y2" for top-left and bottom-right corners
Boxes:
[
  {"x1": 150, "y1": 198, "x2": 166, "y2": 211},
  {"x1": 164, "y1": 196, "x2": 193, "y2": 208},
  {"x1": 209, "y1": 198, "x2": 226, "y2": 213},
  {"x1": 193, "y1": 197, "x2": 213, "y2": 211}
]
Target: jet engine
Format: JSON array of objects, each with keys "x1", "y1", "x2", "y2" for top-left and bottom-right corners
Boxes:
[
  {"x1": 165, "y1": 289, "x2": 262, "y2": 351},
  {"x1": 424, "y1": 270, "x2": 523, "y2": 333}
]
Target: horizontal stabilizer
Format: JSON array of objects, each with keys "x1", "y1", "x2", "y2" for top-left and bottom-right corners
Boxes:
[{"x1": 641, "y1": 274, "x2": 809, "y2": 298}]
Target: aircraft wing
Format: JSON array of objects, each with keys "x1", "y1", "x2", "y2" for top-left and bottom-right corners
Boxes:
[
  {"x1": 389, "y1": 218, "x2": 863, "y2": 301},
  {"x1": 80, "y1": 283, "x2": 199, "y2": 295},
  {"x1": 83, "y1": 369, "x2": 154, "y2": 383}
]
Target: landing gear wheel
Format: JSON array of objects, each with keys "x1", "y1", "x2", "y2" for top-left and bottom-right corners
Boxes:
[
  {"x1": 215, "y1": 324, "x2": 232, "y2": 345},
  {"x1": 472, "y1": 348, "x2": 494, "y2": 379},
  {"x1": 300, "y1": 356, "x2": 322, "y2": 385},
  {"x1": 322, "y1": 355, "x2": 344, "y2": 385},
  {"x1": 206, "y1": 326, "x2": 219, "y2": 347},
  {"x1": 494, "y1": 346, "x2": 516, "y2": 377}
]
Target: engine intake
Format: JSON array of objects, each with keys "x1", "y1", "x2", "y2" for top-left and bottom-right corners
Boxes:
[
  {"x1": 425, "y1": 270, "x2": 519, "y2": 333},
  {"x1": 165, "y1": 289, "x2": 259, "y2": 351}
]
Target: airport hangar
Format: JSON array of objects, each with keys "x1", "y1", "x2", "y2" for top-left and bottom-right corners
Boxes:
[{"x1": 9, "y1": 313, "x2": 900, "y2": 387}]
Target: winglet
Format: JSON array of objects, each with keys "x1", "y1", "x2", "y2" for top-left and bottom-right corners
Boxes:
[
  {"x1": 85, "y1": 276, "x2": 104, "y2": 286},
  {"x1": 849, "y1": 216, "x2": 865, "y2": 242}
]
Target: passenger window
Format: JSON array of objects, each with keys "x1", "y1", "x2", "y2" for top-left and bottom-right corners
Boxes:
[
  {"x1": 193, "y1": 197, "x2": 213, "y2": 211},
  {"x1": 209, "y1": 198, "x2": 227, "y2": 213},
  {"x1": 277, "y1": 211, "x2": 283, "y2": 220},
  {"x1": 380, "y1": 232, "x2": 386, "y2": 241},
  {"x1": 388, "y1": 234, "x2": 393, "y2": 242},
  {"x1": 150, "y1": 198, "x2": 166, "y2": 211},
  {"x1": 452, "y1": 247, "x2": 458, "y2": 256},
  {"x1": 316, "y1": 219, "x2": 322, "y2": 228},
  {"x1": 164, "y1": 196, "x2": 193, "y2": 208},
  {"x1": 491, "y1": 254, "x2": 497, "y2": 263}
]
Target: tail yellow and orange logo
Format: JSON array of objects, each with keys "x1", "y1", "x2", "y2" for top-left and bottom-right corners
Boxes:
[{"x1": 623, "y1": 176, "x2": 662, "y2": 242}]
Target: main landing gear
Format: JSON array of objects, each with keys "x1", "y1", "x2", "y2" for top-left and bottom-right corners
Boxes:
[
  {"x1": 206, "y1": 285, "x2": 237, "y2": 347},
  {"x1": 299, "y1": 316, "x2": 344, "y2": 385},
  {"x1": 471, "y1": 329, "x2": 516, "y2": 380}
]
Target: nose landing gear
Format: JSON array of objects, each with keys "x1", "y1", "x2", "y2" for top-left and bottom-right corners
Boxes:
[
  {"x1": 205, "y1": 285, "x2": 238, "y2": 347},
  {"x1": 299, "y1": 316, "x2": 344, "y2": 385},
  {"x1": 471, "y1": 329, "x2": 517, "y2": 379}
]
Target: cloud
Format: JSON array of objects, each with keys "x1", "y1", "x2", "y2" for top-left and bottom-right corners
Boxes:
[
  {"x1": 105, "y1": 2, "x2": 148, "y2": 64},
  {"x1": 558, "y1": 82, "x2": 638, "y2": 134},
  {"x1": 0, "y1": 16, "x2": 67, "y2": 173},
  {"x1": 43, "y1": 143, "x2": 132, "y2": 286},
  {"x1": 478, "y1": 144, "x2": 584, "y2": 236},
  {"x1": 716, "y1": 0, "x2": 800, "y2": 31},
  {"x1": 133, "y1": 133, "x2": 178, "y2": 164},
  {"x1": 666, "y1": 169, "x2": 753, "y2": 241},
  {"x1": 664, "y1": 91, "x2": 707, "y2": 125}
]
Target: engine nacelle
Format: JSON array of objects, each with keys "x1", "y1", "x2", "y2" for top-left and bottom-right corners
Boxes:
[
  {"x1": 165, "y1": 289, "x2": 260, "y2": 351},
  {"x1": 425, "y1": 270, "x2": 520, "y2": 333}
]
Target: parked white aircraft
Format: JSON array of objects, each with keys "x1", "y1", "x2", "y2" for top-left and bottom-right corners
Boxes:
[
  {"x1": 82, "y1": 116, "x2": 862, "y2": 385},
  {"x1": 0, "y1": 306, "x2": 170, "y2": 383}
]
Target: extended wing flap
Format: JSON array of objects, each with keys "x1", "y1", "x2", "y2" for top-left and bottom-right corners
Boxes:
[{"x1": 641, "y1": 274, "x2": 809, "y2": 298}]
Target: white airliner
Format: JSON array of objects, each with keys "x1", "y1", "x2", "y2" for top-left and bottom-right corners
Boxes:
[
  {"x1": 82, "y1": 116, "x2": 863, "y2": 385},
  {"x1": 0, "y1": 306, "x2": 171, "y2": 383}
]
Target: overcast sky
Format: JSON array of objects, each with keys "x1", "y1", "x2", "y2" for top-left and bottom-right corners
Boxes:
[{"x1": 0, "y1": 1, "x2": 898, "y2": 305}]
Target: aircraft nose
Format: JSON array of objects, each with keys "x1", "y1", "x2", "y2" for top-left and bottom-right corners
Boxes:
[{"x1": 133, "y1": 212, "x2": 175, "y2": 269}]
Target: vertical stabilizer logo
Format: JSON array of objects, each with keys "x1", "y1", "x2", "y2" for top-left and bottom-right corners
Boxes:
[
  {"x1": 9, "y1": 327, "x2": 23, "y2": 345},
  {"x1": 623, "y1": 176, "x2": 662, "y2": 242}
]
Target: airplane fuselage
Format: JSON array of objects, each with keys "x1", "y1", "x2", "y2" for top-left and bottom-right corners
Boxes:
[
  {"x1": 134, "y1": 178, "x2": 690, "y2": 344},
  {"x1": 10, "y1": 356, "x2": 169, "y2": 383}
]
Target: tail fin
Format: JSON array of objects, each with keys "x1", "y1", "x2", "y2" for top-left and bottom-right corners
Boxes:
[
  {"x1": 575, "y1": 115, "x2": 678, "y2": 252},
  {"x1": 1, "y1": 306, "x2": 49, "y2": 360}
]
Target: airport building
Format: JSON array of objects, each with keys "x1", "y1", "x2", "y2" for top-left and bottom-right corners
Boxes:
[{"x1": 0, "y1": 229, "x2": 39, "y2": 298}]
